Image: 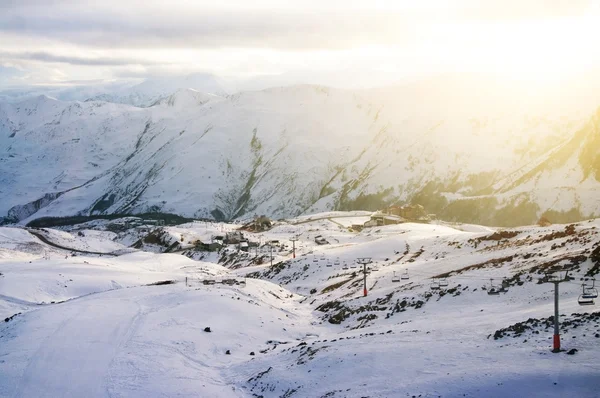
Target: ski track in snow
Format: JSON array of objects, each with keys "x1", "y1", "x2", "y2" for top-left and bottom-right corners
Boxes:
[{"x1": 14, "y1": 295, "x2": 142, "y2": 398}]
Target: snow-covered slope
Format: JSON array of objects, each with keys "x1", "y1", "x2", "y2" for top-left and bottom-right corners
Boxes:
[
  {"x1": 1, "y1": 215, "x2": 599, "y2": 397},
  {"x1": 1, "y1": 76, "x2": 600, "y2": 226}
]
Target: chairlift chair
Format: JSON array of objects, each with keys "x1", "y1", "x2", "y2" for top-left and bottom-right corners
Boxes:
[
  {"x1": 583, "y1": 278, "x2": 598, "y2": 299},
  {"x1": 430, "y1": 279, "x2": 440, "y2": 290},
  {"x1": 439, "y1": 278, "x2": 449, "y2": 288},
  {"x1": 334, "y1": 259, "x2": 340, "y2": 266},
  {"x1": 487, "y1": 278, "x2": 500, "y2": 295},
  {"x1": 392, "y1": 271, "x2": 401, "y2": 283},
  {"x1": 579, "y1": 283, "x2": 595, "y2": 305},
  {"x1": 326, "y1": 262, "x2": 332, "y2": 267},
  {"x1": 578, "y1": 296, "x2": 594, "y2": 305},
  {"x1": 400, "y1": 269, "x2": 409, "y2": 280}
]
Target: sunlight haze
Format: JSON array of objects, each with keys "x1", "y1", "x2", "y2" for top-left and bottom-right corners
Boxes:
[{"x1": 1, "y1": 0, "x2": 599, "y2": 90}]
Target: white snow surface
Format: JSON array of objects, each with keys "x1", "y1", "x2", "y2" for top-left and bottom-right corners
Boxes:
[{"x1": 1, "y1": 214, "x2": 600, "y2": 397}]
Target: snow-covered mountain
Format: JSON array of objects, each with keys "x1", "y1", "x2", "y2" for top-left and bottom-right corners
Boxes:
[
  {"x1": 0, "y1": 73, "x2": 229, "y2": 107},
  {"x1": 1, "y1": 76, "x2": 599, "y2": 226},
  {"x1": 86, "y1": 73, "x2": 229, "y2": 107}
]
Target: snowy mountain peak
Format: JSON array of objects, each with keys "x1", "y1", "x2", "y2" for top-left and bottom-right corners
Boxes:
[
  {"x1": 155, "y1": 88, "x2": 223, "y2": 108},
  {"x1": 85, "y1": 73, "x2": 229, "y2": 107},
  {"x1": 18, "y1": 94, "x2": 60, "y2": 108}
]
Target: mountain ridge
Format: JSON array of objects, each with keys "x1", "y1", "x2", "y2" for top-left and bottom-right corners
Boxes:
[{"x1": 1, "y1": 81, "x2": 599, "y2": 226}]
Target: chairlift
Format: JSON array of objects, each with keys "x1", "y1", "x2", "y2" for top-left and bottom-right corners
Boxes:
[
  {"x1": 371, "y1": 263, "x2": 379, "y2": 272},
  {"x1": 439, "y1": 278, "x2": 449, "y2": 288},
  {"x1": 578, "y1": 296, "x2": 594, "y2": 305},
  {"x1": 583, "y1": 278, "x2": 598, "y2": 299},
  {"x1": 392, "y1": 271, "x2": 401, "y2": 283},
  {"x1": 487, "y1": 278, "x2": 500, "y2": 295},
  {"x1": 326, "y1": 262, "x2": 332, "y2": 267},
  {"x1": 313, "y1": 257, "x2": 318, "y2": 263},
  {"x1": 401, "y1": 269, "x2": 409, "y2": 280},
  {"x1": 430, "y1": 279, "x2": 440, "y2": 290},
  {"x1": 579, "y1": 284, "x2": 595, "y2": 305},
  {"x1": 334, "y1": 259, "x2": 340, "y2": 266}
]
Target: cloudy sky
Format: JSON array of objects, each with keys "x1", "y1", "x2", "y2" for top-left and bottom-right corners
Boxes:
[{"x1": 1, "y1": 0, "x2": 600, "y2": 89}]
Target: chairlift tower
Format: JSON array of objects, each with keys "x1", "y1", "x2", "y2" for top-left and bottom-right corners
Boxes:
[
  {"x1": 357, "y1": 257, "x2": 372, "y2": 297},
  {"x1": 540, "y1": 271, "x2": 572, "y2": 352},
  {"x1": 290, "y1": 236, "x2": 299, "y2": 259}
]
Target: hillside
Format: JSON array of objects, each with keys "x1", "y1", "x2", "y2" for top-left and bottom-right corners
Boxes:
[
  {"x1": 1, "y1": 214, "x2": 599, "y2": 397},
  {"x1": 1, "y1": 77, "x2": 600, "y2": 226}
]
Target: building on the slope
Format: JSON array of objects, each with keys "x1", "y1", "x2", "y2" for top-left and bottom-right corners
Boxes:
[
  {"x1": 225, "y1": 231, "x2": 245, "y2": 244},
  {"x1": 238, "y1": 215, "x2": 273, "y2": 232},
  {"x1": 212, "y1": 235, "x2": 225, "y2": 245},
  {"x1": 367, "y1": 211, "x2": 405, "y2": 227},
  {"x1": 194, "y1": 240, "x2": 222, "y2": 251},
  {"x1": 387, "y1": 204, "x2": 429, "y2": 220},
  {"x1": 382, "y1": 204, "x2": 431, "y2": 222}
]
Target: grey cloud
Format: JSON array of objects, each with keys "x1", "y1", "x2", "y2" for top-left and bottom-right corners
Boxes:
[
  {"x1": 0, "y1": 51, "x2": 166, "y2": 66},
  {"x1": 1, "y1": 1, "x2": 594, "y2": 51},
  {"x1": 0, "y1": 6, "x2": 410, "y2": 50}
]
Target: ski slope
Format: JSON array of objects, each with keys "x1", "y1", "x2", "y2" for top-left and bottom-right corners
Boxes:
[{"x1": 1, "y1": 214, "x2": 599, "y2": 397}]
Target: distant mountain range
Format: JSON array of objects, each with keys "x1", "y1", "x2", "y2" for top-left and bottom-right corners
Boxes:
[
  {"x1": 1, "y1": 74, "x2": 599, "y2": 226},
  {"x1": 0, "y1": 73, "x2": 229, "y2": 107}
]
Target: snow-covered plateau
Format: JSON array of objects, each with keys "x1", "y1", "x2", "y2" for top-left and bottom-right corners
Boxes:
[{"x1": 1, "y1": 213, "x2": 599, "y2": 397}]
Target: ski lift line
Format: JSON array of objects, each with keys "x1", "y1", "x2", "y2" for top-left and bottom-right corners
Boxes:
[
  {"x1": 563, "y1": 280, "x2": 599, "y2": 290},
  {"x1": 406, "y1": 269, "x2": 515, "y2": 281},
  {"x1": 403, "y1": 268, "x2": 506, "y2": 279}
]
